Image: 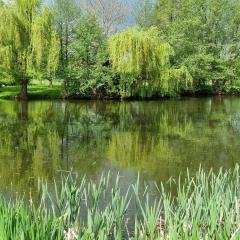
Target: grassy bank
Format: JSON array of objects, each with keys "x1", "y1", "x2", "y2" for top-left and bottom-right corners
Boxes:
[
  {"x1": 0, "y1": 85, "x2": 63, "y2": 100},
  {"x1": 1, "y1": 84, "x2": 240, "y2": 101},
  {"x1": 0, "y1": 166, "x2": 239, "y2": 239}
]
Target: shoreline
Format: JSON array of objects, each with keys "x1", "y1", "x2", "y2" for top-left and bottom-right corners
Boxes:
[{"x1": 1, "y1": 85, "x2": 240, "y2": 101}]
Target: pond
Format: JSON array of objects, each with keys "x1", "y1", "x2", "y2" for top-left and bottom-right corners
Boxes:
[{"x1": 0, "y1": 97, "x2": 240, "y2": 195}]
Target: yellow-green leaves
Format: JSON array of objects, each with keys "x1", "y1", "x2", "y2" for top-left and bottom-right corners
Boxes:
[
  {"x1": 108, "y1": 27, "x2": 192, "y2": 97},
  {"x1": 31, "y1": 7, "x2": 52, "y2": 67},
  {"x1": 0, "y1": 0, "x2": 60, "y2": 89},
  {"x1": 109, "y1": 27, "x2": 172, "y2": 75},
  {"x1": 47, "y1": 32, "x2": 60, "y2": 79}
]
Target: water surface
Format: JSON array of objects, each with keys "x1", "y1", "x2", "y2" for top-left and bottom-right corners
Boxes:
[{"x1": 0, "y1": 97, "x2": 240, "y2": 195}]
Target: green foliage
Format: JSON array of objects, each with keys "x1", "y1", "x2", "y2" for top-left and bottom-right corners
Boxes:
[
  {"x1": 0, "y1": 166, "x2": 239, "y2": 239},
  {"x1": 64, "y1": 15, "x2": 117, "y2": 98},
  {"x1": 46, "y1": 32, "x2": 60, "y2": 85},
  {"x1": 109, "y1": 27, "x2": 192, "y2": 97},
  {"x1": 0, "y1": 0, "x2": 60, "y2": 99},
  {"x1": 0, "y1": 197, "x2": 64, "y2": 239},
  {"x1": 1, "y1": 0, "x2": 240, "y2": 99},
  {"x1": 149, "y1": 0, "x2": 240, "y2": 93},
  {"x1": 52, "y1": 0, "x2": 80, "y2": 67},
  {"x1": 184, "y1": 53, "x2": 235, "y2": 91}
]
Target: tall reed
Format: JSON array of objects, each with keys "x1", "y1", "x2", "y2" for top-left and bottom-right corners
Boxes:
[{"x1": 0, "y1": 166, "x2": 239, "y2": 239}]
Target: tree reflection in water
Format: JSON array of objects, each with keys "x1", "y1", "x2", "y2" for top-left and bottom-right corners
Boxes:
[{"x1": 0, "y1": 98, "x2": 240, "y2": 196}]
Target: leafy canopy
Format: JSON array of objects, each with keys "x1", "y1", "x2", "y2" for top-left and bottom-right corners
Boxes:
[
  {"x1": 64, "y1": 15, "x2": 116, "y2": 97},
  {"x1": 109, "y1": 27, "x2": 192, "y2": 97},
  {"x1": 0, "y1": 0, "x2": 59, "y2": 98},
  {"x1": 151, "y1": 0, "x2": 240, "y2": 92}
]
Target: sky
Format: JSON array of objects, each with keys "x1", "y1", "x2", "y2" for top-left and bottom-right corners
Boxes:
[{"x1": 2, "y1": 0, "x2": 137, "y2": 27}]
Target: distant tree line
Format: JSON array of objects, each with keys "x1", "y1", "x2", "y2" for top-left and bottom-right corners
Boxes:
[{"x1": 0, "y1": 0, "x2": 240, "y2": 99}]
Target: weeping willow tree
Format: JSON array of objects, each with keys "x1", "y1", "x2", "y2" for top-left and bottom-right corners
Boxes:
[
  {"x1": 0, "y1": 0, "x2": 59, "y2": 100},
  {"x1": 109, "y1": 27, "x2": 192, "y2": 97}
]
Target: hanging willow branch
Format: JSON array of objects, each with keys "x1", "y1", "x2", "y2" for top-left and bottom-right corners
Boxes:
[
  {"x1": 108, "y1": 27, "x2": 192, "y2": 97},
  {"x1": 0, "y1": 0, "x2": 60, "y2": 95}
]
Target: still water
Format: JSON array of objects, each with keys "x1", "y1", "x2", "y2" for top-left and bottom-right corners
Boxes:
[{"x1": 0, "y1": 97, "x2": 240, "y2": 194}]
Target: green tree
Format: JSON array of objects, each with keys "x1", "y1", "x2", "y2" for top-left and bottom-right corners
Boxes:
[
  {"x1": 109, "y1": 27, "x2": 192, "y2": 97},
  {"x1": 0, "y1": 0, "x2": 60, "y2": 100},
  {"x1": 64, "y1": 15, "x2": 115, "y2": 98},
  {"x1": 152, "y1": 0, "x2": 240, "y2": 92},
  {"x1": 52, "y1": 0, "x2": 80, "y2": 68}
]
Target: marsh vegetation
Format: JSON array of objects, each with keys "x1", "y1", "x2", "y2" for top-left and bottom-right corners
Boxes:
[{"x1": 0, "y1": 166, "x2": 239, "y2": 239}]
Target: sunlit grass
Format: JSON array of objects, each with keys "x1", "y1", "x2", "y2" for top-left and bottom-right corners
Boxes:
[
  {"x1": 0, "y1": 166, "x2": 239, "y2": 239},
  {"x1": 0, "y1": 85, "x2": 63, "y2": 100}
]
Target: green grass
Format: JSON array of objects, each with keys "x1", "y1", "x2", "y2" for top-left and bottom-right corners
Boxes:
[
  {"x1": 0, "y1": 166, "x2": 239, "y2": 239},
  {"x1": 0, "y1": 85, "x2": 63, "y2": 100}
]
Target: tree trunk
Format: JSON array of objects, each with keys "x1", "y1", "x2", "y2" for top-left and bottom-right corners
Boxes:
[
  {"x1": 65, "y1": 23, "x2": 69, "y2": 66},
  {"x1": 20, "y1": 80, "x2": 28, "y2": 101},
  {"x1": 49, "y1": 79, "x2": 53, "y2": 88}
]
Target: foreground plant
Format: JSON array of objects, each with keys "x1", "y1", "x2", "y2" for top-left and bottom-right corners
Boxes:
[{"x1": 0, "y1": 166, "x2": 239, "y2": 239}]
